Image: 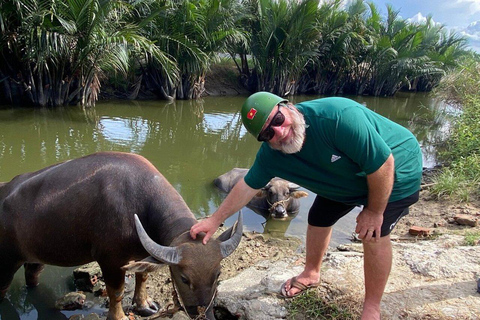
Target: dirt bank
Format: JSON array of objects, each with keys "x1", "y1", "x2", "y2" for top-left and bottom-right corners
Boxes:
[{"x1": 136, "y1": 187, "x2": 479, "y2": 320}]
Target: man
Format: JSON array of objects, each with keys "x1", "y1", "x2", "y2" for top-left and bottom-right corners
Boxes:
[{"x1": 190, "y1": 91, "x2": 423, "y2": 320}]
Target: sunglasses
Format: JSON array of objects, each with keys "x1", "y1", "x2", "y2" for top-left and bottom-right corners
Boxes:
[{"x1": 257, "y1": 105, "x2": 286, "y2": 142}]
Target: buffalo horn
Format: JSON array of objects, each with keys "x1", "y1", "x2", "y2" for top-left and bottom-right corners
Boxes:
[
  {"x1": 288, "y1": 182, "x2": 300, "y2": 190},
  {"x1": 134, "y1": 214, "x2": 182, "y2": 265},
  {"x1": 219, "y1": 211, "x2": 243, "y2": 258}
]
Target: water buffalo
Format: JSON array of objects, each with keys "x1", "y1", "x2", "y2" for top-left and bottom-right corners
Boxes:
[
  {"x1": 0, "y1": 152, "x2": 243, "y2": 320},
  {"x1": 214, "y1": 168, "x2": 308, "y2": 220}
]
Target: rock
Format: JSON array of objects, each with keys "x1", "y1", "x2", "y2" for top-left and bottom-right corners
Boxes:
[
  {"x1": 453, "y1": 214, "x2": 478, "y2": 227},
  {"x1": 325, "y1": 251, "x2": 363, "y2": 268},
  {"x1": 83, "y1": 300, "x2": 95, "y2": 309},
  {"x1": 400, "y1": 235, "x2": 478, "y2": 279},
  {"x1": 433, "y1": 220, "x2": 446, "y2": 227},
  {"x1": 55, "y1": 292, "x2": 86, "y2": 310},
  {"x1": 213, "y1": 232, "x2": 480, "y2": 320},
  {"x1": 74, "y1": 262, "x2": 103, "y2": 292},
  {"x1": 408, "y1": 226, "x2": 432, "y2": 236},
  {"x1": 172, "y1": 311, "x2": 190, "y2": 319},
  {"x1": 216, "y1": 259, "x2": 303, "y2": 320},
  {"x1": 335, "y1": 243, "x2": 363, "y2": 253},
  {"x1": 244, "y1": 233, "x2": 265, "y2": 241},
  {"x1": 68, "y1": 314, "x2": 101, "y2": 320}
]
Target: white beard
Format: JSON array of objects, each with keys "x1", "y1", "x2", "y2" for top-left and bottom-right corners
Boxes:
[{"x1": 270, "y1": 106, "x2": 306, "y2": 154}]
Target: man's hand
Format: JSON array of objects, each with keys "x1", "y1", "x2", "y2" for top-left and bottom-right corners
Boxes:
[
  {"x1": 190, "y1": 216, "x2": 222, "y2": 245},
  {"x1": 356, "y1": 154, "x2": 394, "y2": 242},
  {"x1": 355, "y1": 208, "x2": 383, "y2": 242},
  {"x1": 190, "y1": 178, "x2": 258, "y2": 245}
]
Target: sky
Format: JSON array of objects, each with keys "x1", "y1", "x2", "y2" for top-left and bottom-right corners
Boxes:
[
  {"x1": 351, "y1": 0, "x2": 480, "y2": 51},
  {"x1": 369, "y1": 0, "x2": 480, "y2": 29}
]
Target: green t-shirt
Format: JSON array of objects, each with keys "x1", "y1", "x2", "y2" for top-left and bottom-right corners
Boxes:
[{"x1": 244, "y1": 97, "x2": 423, "y2": 205}]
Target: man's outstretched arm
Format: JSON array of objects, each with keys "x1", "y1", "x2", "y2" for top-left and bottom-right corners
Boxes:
[{"x1": 190, "y1": 178, "x2": 259, "y2": 244}]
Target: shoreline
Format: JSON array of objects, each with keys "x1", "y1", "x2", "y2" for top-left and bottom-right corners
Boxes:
[{"x1": 142, "y1": 189, "x2": 480, "y2": 319}]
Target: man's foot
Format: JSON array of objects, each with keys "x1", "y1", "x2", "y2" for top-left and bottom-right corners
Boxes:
[
  {"x1": 361, "y1": 303, "x2": 381, "y2": 320},
  {"x1": 280, "y1": 276, "x2": 320, "y2": 298}
]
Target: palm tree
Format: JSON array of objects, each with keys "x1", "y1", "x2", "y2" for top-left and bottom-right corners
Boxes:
[
  {"x1": 140, "y1": 0, "x2": 244, "y2": 100},
  {"x1": 296, "y1": 1, "x2": 469, "y2": 97},
  {"x1": 410, "y1": 18, "x2": 468, "y2": 92},
  {"x1": 0, "y1": 0, "x2": 175, "y2": 107},
  {"x1": 239, "y1": 0, "x2": 321, "y2": 96},
  {"x1": 355, "y1": 4, "x2": 464, "y2": 96},
  {"x1": 297, "y1": 0, "x2": 368, "y2": 95}
]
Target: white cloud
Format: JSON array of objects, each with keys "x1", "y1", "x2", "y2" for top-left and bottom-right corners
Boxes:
[
  {"x1": 462, "y1": 30, "x2": 480, "y2": 41},
  {"x1": 405, "y1": 12, "x2": 480, "y2": 52},
  {"x1": 408, "y1": 12, "x2": 428, "y2": 24},
  {"x1": 407, "y1": 12, "x2": 441, "y2": 25},
  {"x1": 451, "y1": 0, "x2": 480, "y2": 15},
  {"x1": 459, "y1": 20, "x2": 480, "y2": 52},
  {"x1": 466, "y1": 20, "x2": 480, "y2": 33},
  {"x1": 459, "y1": 0, "x2": 480, "y2": 10}
]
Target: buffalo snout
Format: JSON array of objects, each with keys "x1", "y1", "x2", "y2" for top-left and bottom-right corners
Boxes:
[
  {"x1": 184, "y1": 305, "x2": 215, "y2": 319},
  {"x1": 261, "y1": 180, "x2": 308, "y2": 219}
]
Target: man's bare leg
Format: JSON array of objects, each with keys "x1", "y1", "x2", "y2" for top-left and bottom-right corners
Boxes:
[
  {"x1": 282, "y1": 225, "x2": 332, "y2": 296},
  {"x1": 361, "y1": 235, "x2": 392, "y2": 320}
]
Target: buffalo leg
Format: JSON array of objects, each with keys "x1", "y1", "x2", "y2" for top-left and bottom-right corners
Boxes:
[
  {"x1": 0, "y1": 260, "x2": 23, "y2": 300},
  {"x1": 100, "y1": 265, "x2": 128, "y2": 320},
  {"x1": 133, "y1": 272, "x2": 159, "y2": 316},
  {"x1": 24, "y1": 263, "x2": 45, "y2": 287},
  {"x1": 0, "y1": 296, "x2": 21, "y2": 320}
]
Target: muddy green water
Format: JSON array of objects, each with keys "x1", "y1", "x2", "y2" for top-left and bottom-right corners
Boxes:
[{"x1": 0, "y1": 93, "x2": 450, "y2": 319}]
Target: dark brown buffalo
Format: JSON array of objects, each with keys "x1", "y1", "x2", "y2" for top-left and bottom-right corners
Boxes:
[
  {"x1": 214, "y1": 168, "x2": 308, "y2": 220},
  {"x1": 0, "y1": 152, "x2": 242, "y2": 320}
]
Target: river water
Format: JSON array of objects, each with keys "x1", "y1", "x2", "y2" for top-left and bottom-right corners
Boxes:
[{"x1": 0, "y1": 93, "x2": 451, "y2": 319}]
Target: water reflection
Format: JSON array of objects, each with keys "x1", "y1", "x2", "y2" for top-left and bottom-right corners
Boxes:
[
  {"x1": 0, "y1": 284, "x2": 68, "y2": 320},
  {"x1": 0, "y1": 93, "x2": 451, "y2": 225},
  {"x1": 0, "y1": 266, "x2": 103, "y2": 320},
  {"x1": 0, "y1": 284, "x2": 106, "y2": 320},
  {"x1": 0, "y1": 93, "x2": 452, "y2": 319}
]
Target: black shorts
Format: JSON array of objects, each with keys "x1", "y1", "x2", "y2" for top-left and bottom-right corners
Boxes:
[{"x1": 308, "y1": 191, "x2": 420, "y2": 237}]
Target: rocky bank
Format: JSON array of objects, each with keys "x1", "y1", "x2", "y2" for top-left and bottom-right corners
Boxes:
[{"x1": 62, "y1": 187, "x2": 480, "y2": 320}]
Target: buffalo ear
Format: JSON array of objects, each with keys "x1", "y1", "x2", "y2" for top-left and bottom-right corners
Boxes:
[
  {"x1": 121, "y1": 256, "x2": 166, "y2": 273},
  {"x1": 255, "y1": 189, "x2": 267, "y2": 197},
  {"x1": 291, "y1": 190, "x2": 308, "y2": 199},
  {"x1": 256, "y1": 182, "x2": 272, "y2": 197}
]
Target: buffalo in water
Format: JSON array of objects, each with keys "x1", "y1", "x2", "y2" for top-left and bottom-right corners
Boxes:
[
  {"x1": 0, "y1": 152, "x2": 242, "y2": 320},
  {"x1": 214, "y1": 168, "x2": 308, "y2": 220}
]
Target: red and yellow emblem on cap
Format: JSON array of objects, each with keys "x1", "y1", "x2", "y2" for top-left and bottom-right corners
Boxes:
[{"x1": 247, "y1": 108, "x2": 257, "y2": 120}]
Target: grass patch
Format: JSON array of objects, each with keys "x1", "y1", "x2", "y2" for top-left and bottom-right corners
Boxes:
[
  {"x1": 286, "y1": 287, "x2": 359, "y2": 320},
  {"x1": 430, "y1": 58, "x2": 480, "y2": 201},
  {"x1": 464, "y1": 231, "x2": 480, "y2": 246},
  {"x1": 430, "y1": 169, "x2": 473, "y2": 202}
]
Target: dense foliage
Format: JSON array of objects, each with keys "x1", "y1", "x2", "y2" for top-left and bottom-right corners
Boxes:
[
  {"x1": 0, "y1": 0, "x2": 175, "y2": 107},
  {"x1": 430, "y1": 53, "x2": 480, "y2": 201},
  {"x1": 234, "y1": 0, "x2": 468, "y2": 96},
  {"x1": 0, "y1": 0, "x2": 472, "y2": 107}
]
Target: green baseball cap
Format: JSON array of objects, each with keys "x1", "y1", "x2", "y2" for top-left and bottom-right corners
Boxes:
[{"x1": 241, "y1": 92, "x2": 288, "y2": 140}]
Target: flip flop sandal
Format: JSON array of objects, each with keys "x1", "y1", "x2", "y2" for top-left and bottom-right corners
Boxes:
[{"x1": 280, "y1": 276, "x2": 320, "y2": 298}]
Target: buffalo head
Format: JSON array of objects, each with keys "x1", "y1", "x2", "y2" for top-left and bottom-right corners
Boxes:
[
  {"x1": 256, "y1": 179, "x2": 308, "y2": 219},
  {"x1": 123, "y1": 212, "x2": 243, "y2": 319}
]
